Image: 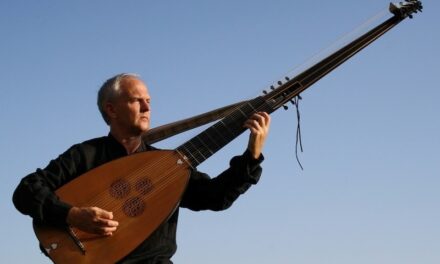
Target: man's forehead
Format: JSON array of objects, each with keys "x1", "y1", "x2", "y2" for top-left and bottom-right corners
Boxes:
[{"x1": 119, "y1": 77, "x2": 150, "y2": 96}]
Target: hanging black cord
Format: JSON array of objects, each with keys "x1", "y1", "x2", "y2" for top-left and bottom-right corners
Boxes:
[{"x1": 292, "y1": 95, "x2": 304, "y2": 170}]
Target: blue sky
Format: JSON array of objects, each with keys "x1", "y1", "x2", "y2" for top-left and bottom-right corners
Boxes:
[{"x1": 1, "y1": 1, "x2": 438, "y2": 263}]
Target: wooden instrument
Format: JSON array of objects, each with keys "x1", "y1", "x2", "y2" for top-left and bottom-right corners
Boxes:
[
  {"x1": 34, "y1": 1, "x2": 422, "y2": 263},
  {"x1": 142, "y1": 100, "x2": 246, "y2": 144}
]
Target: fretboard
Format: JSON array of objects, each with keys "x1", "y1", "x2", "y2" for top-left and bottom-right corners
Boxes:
[{"x1": 176, "y1": 96, "x2": 271, "y2": 167}]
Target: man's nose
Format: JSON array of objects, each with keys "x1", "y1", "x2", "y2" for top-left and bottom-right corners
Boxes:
[{"x1": 140, "y1": 100, "x2": 150, "y2": 112}]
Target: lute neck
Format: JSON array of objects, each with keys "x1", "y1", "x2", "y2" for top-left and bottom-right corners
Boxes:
[
  {"x1": 262, "y1": 5, "x2": 420, "y2": 111},
  {"x1": 176, "y1": 96, "x2": 273, "y2": 167},
  {"x1": 175, "y1": 1, "x2": 422, "y2": 168}
]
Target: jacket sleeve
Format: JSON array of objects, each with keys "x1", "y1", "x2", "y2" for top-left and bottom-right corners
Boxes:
[
  {"x1": 12, "y1": 145, "x2": 85, "y2": 226},
  {"x1": 180, "y1": 149, "x2": 264, "y2": 211}
]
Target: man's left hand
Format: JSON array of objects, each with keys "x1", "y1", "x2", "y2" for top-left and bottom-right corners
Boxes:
[{"x1": 244, "y1": 112, "x2": 271, "y2": 159}]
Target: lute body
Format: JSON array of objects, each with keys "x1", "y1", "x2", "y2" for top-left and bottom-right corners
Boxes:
[{"x1": 34, "y1": 150, "x2": 190, "y2": 263}]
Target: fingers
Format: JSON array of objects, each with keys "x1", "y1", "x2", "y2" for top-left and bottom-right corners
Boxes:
[
  {"x1": 89, "y1": 207, "x2": 119, "y2": 235},
  {"x1": 244, "y1": 112, "x2": 271, "y2": 159},
  {"x1": 94, "y1": 206, "x2": 113, "y2": 219},
  {"x1": 244, "y1": 112, "x2": 270, "y2": 133},
  {"x1": 93, "y1": 213, "x2": 119, "y2": 236},
  {"x1": 67, "y1": 206, "x2": 119, "y2": 236},
  {"x1": 98, "y1": 224, "x2": 118, "y2": 236}
]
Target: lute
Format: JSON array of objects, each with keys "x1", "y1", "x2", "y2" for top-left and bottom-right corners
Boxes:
[{"x1": 34, "y1": 1, "x2": 422, "y2": 263}]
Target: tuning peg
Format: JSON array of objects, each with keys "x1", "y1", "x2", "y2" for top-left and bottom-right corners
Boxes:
[
  {"x1": 270, "y1": 85, "x2": 275, "y2": 90},
  {"x1": 262, "y1": 90, "x2": 268, "y2": 95},
  {"x1": 285, "y1": 77, "x2": 290, "y2": 81},
  {"x1": 277, "y1": 81, "x2": 282, "y2": 86},
  {"x1": 283, "y1": 105, "x2": 289, "y2": 110}
]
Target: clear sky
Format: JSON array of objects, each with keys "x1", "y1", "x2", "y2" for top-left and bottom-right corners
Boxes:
[{"x1": 1, "y1": 1, "x2": 438, "y2": 263}]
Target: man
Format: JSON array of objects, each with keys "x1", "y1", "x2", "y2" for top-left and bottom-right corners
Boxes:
[{"x1": 13, "y1": 73, "x2": 271, "y2": 263}]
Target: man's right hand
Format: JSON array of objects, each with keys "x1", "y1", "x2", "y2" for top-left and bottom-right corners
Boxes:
[{"x1": 66, "y1": 206, "x2": 119, "y2": 236}]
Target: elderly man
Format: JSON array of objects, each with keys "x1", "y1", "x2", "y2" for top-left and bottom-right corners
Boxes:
[{"x1": 13, "y1": 73, "x2": 270, "y2": 263}]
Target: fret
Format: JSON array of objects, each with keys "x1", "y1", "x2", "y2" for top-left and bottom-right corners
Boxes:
[
  {"x1": 206, "y1": 126, "x2": 229, "y2": 146},
  {"x1": 192, "y1": 134, "x2": 214, "y2": 159},
  {"x1": 195, "y1": 135, "x2": 214, "y2": 154},
  {"x1": 196, "y1": 133, "x2": 218, "y2": 153},
  {"x1": 188, "y1": 139, "x2": 207, "y2": 162},
  {"x1": 217, "y1": 120, "x2": 236, "y2": 137},
  {"x1": 179, "y1": 144, "x2": 200, "y2": 166}
]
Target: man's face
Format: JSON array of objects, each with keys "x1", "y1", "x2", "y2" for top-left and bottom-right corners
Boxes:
[{"x1": 107, "y1": 77, "x2": 151, "y2": 136}]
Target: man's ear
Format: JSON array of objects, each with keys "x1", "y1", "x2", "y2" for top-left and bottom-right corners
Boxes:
[{"x1": 105, "y1": 102, "x2": 117, "y2": 120}]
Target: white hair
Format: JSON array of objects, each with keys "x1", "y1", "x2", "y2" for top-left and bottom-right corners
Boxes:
[{"x1": 97, "y1": 73, "x2": 140, "y2": 125}]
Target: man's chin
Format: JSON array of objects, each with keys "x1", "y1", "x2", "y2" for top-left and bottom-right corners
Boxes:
[
  {"x1": 139, "y1": 125, "x2": 150, "y2": 134},
  {"x1": 140, "y1": 128, "x2": 150, "y2": 135},
  {"x1": 127, "y1": 124, "x2": 149, "y2": 137}
]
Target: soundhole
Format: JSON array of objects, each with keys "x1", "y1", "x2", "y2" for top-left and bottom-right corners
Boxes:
[
  {"x1": 122, "y1": 196, "x2": 145, "y2": 217},
  {"x1": 135, "y1": 177, "x2": 154, "y2": 195},
  {"x1": 109, "y1": 179, "x2": 131, "y2": 199}
]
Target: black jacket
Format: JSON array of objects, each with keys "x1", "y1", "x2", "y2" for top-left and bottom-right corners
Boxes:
[{"x1": 13, "y1": 134, "x2": 263, "y2": 263}]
